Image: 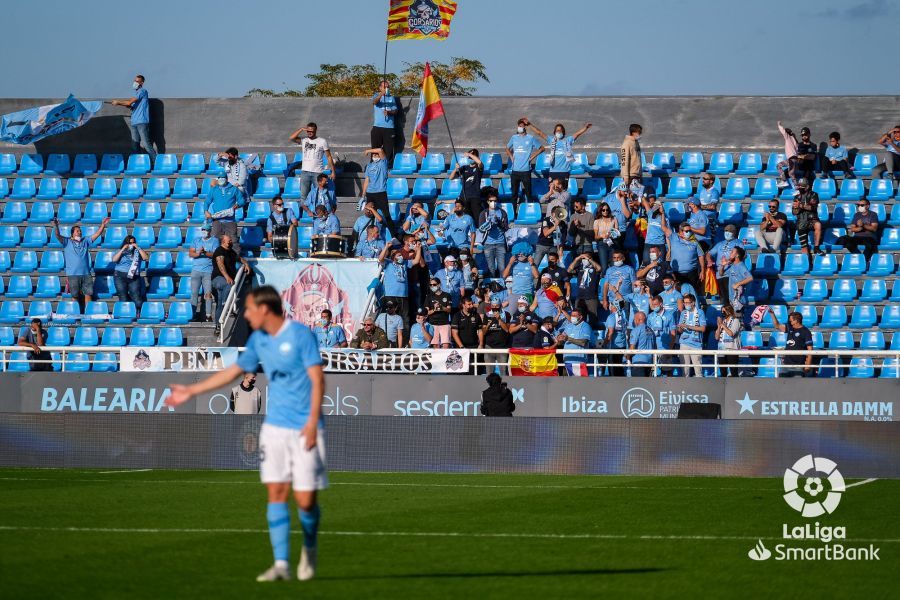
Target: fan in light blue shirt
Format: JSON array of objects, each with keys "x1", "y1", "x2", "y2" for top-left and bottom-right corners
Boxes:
[
  {"x1": 312, "y1": 211, "x2": 340, "y2": 236},
  {"x1": 507, "y1": 132, "x2": 542, "y2": 172},
  {"x1": 629, "y1": 321, "x2": 656, "y2": 365}
]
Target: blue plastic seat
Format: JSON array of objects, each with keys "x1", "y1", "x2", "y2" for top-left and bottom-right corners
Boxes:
[
  {"x1": 65, "y1": 154, "x2": 95, "y2": 178},
  {"x1": 0, "y1": 326, "x2": 13, "y2": 345},
  {"x1": 828, "y1": 203, "x2": 854, "y2": 227},
  {"x1": 9, "y1": 177, "x2": 36, "y2": 199},
  {"x1": 166, "y1": 301, "x2": 193, "y2": 325},
  {"x1": 87, "y1": 250, "x2": 112, "y2": 274},
  {"x1": 411, "y1": 178, "x2": 438, "y2": 201},
  {"x1": 81, "y1": 301, "x2": 109, "y2": 324},
  {"x1": 386, "y1": 178, "x2": 409, "y2": 201},
  {"x1": 746, "y1": 202, "x2": 768, "y2": 225},
  {"x1": 717, "y1": 201, "x2": 744, "y2": 225},
  {"x1": 0, "y1": 250, "x2": 9, "y2": 271},
  {"x1": 867, "y1": 179, "x2": 894, "y2": 201},
  {"x1": 158, "y1": 327, "x2": 184, "y2": 347},
  {"x1": 592, "y1": 153, "x2": 620, "y2": 174},
  {"x1": 883, "y1": 306, "x2": 900, "y2": 328},
  {"x1": 46, "y1": 327, "x2": 71, "y2": 347},
  {"x1": 764, "y1": 153, "x2": 786, "y2": 176},
  {"x1": 11, "y1": 250, "x2": 37, "y2": 273},
  {"x1": 148, "y1": 251, "x2": 174, "y2": 273},
  {"x1": 810, "y1": 255, "x2": 838, "y2": 277},
  {"x1": 36, "y1": 177, "x2": 62, "y2": 200},
  {"x1": 707, "y1": 152, "x2": 733, "y2": 175},
  {"x1": 867, "y1": 253, "x2": 895, "y2": 277},
  {"x1": 799, "y1": 279, "x2": 827, "y2": 302},
  {"x1": 174, "y1": 277, "x2": 191, "y2": 299},
  {"x1": 819, "y1": 305, "x2": 848, "y2": 328},
  {"x1": 7, "y1": 351, "x2": 31, "y2": 372},
  {"x1": 60, "y1": 178, "x2": 89, "y2": 201},
  {"x1": 146, "y1": 276, "x2": 174, "y2": 300},
  {"x1": 5, "y1": 275, "x2": 31, "y2": 298},
  {"x1": 157, "y1": 201, "x2": 187, "y2": 225},
  {"x1": 61, "y1": 351, "x2": 91, "y2": 372},
  {"x1": 769, "y1": 278, "x2": 798, "y2": 302},
  {"x1": 665, "y1": 176, "x2": 692, "y2": 199},
  {"x1": 744, "y1": 278, "x2": 769, "y2": 303},
  {"x1": 827, "y1": 330, "x2": 855, "y2": 350},
  {"x1": 51, "y1": 203, "x2": 79, "y2": 226},
  {"x1": 91, "y1": 351, "x2": 118, "y2": 372},
  {"x1": 419, "y1": 153, "x2": 446, "y2": 175},
  {"x1": 1, "y1": 201, "x2": 27, "y2": 223},
  {"x1": 91, "y1": 275, "x2": 113, "y2": 299},
  {"x1": 37, "y1": 250, "x2": 64, "y2": 273},
  {"x1": 438, "y1": 178, "x2": 462, "y2": 200},
  {"x1": 27, "y1": 300, "x2": 52, "y2": 321},
  {"x1": 152, "y1": 153, "x2": 178, "y2": 175},
  {"x1": 132, "y1": 225, "x2": 155, "y2": 248},
  {"x1": 881, "y1": 358, "x2": 900, "y2": 378},
  {"x1": 759, "y1": 304, "x2": 788, "y2": 328},
  {"x1": 206, "y1": 153, "x2": 225, "y2": 176},
  {"x1": 110, "y1": 201, "x2": 135, "y2": 224},
  {"x1": 740, "y1": 330, "x2": 764, "y2": 349},
  {"x1": 19, "y1": 154, "x2": 43, "y2": 175},
  {"x1": 91, "y1": 177, "x2": 117, "y2": 200},
  {"x1": 33, "y1": 274, "x2": 61, "y2": 298},
  {"x1": 859, "y1": 331, "x2": 885, "y2": 350},
  {"x1": 100, "y1": 327, "x2": 127, "y2": 347},
  {"x1": 124, "y1": 154, "x2": 151, "y2": 175},
  {"x1": 749, "y1": 177, "x2": 778, "y2": 200},
  {"x1": 796, "y1": 305, "x2": 819, "y2": 327},
  {"x1": 829, "y1": 279, "x2": 857, "y2": 302},
  {"x1": 678, "y1": 152, "x2": 704, "y2": 174},
  {"x1": 170, "y1": 177, "x2": 198, "y2": 200},
  {"x1": 297, "y1": 227, "x2": 313, "y2": 251},
  {"x1": 480, "y1": 153, "x2": 503, "y2": 175},
  {"x1": 80, "y1": 202, "x2": 107, "y2": 226},
  {"x1": 663, "y1": 202, "x2": 686, "y2": 224},
  {"x1": 735, "y1": 152, "x2": 763, "y2": 175},
  {"x1": 277, "y1": 177, "x2": 299, "y2": 199},
  {"x1": 253, "y1": 176, "x2": 280, "y2": 199},
  {"x1": 756, "y1": 357, "x2": 778, "y2": 378},
  {"x1": 245, "y1": 201, "x2": 270, "y2": 223},
  {"x1": 0, "y1": 226, "x2": 20, "y2": 248},
  {"x1": 390, "y1": 152, "x2": 418, "y2": 175},
  {"x1": 768, "y1": 331, "x2": 788, "y2": 349},
  {"x1": 858, "y1": 279, "x2": 886, "y2": 302},
  {"x1": 753, "y1": 253, "x2": 780, "y2": 276},
  {"x1": 0, "y1": 154, "x2": 16, "y2": 175},
  {"x1": 156, "y1": 226, "x2": 183, "y2": 249},
  {"x1": 73, "y1": 326, "x2": 99, "y2": 347},
  {"x1": 51, "y1": 300, "x2": 80, "y2": 324},
  {"x1": 0, "y1": 300, "x2": 25, "y2": 323},
  {"x1": 136, "y1": 301, "x2": 165, "y2": 324},
  {"x1": 98, "y1": 154, "x2": 125, "y2": 175},
  {"x1": 837, "y1": 179, "x2": 865, "y2": 201},
  {"x1": 118, "y1": 177, "x2": 144, "y2": 200},
  {"x1": 878, "y1": 227, "x2": 900, "y2": 252},
  {"x1": 178, "y1": 153, "x2": 204, "y2": 175},
  {"x1": 853, "y1": 153, "x2": 877, "y2": 176},
  {"x1": 129, "y1": 326, "x2": 156, "y2": 346},
  {"x1": 174, "y1": 251, "x2": 193, "y2": 274},
  {"x1": 810, "y1": 178, "x2": 835, "y2": 200},
  {"x1": 100, "y1": 226, "x2": 126, "y2": 249},
  {"x1": 135, "y1": 201, "x2": 162, "y2": 224},
  {"x1": 238, "y1": 226, "x2": 263, "y2": 249},
  {"x1": 648, "y1": 152, "x2": 676, "y2": 174},
  {"x1": 515, "y1": 203, "x2": 543, "y2": 225},
  {"x1": 260, "y1": 152, "x2": 287, "y2": 176},
  {"x1": 144, "y1": 177, "x2": 170, "y2": 200},
  {"x1": 847, "y1": 358, "x2": 874, "y2": 379},
  {"x1": 577, "y1": 177, "x2": 605, "y2": 200},
  {"x1": 108, "y1": 301, "x2": 136, "y2": 324},
  {"x1": 22, "y1": 226, "x2": 48, "y2": 248},
  {"x1": 838, "y1": 254, "x2": 866, "y2": 276}
]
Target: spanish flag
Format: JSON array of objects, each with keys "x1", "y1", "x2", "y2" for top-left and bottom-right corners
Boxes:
[
  {"x1": 410, "y1": 62, "x2": 445, "y2": 157},
  {"x1": 509, "y1": 348, "x2": 559, "y2": 377},
  {"x1": 387, "y1": 0, "x2": 458, "y2": 41}
]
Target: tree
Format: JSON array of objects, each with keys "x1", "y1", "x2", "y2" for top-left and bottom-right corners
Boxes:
[{"x1": 245, "y1": 58, "x2": 488, "y2": 98}]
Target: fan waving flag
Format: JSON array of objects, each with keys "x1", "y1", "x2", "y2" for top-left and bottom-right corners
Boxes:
[
  {"x1": 509, "y1": 348, "x2": 559, "y2": 376},
  {"x1": 410, "y1": 62, "x2": 445, "y2": 157},
  {"x1": 0, "y1": 95, "x2": 103, "y2": 145},
  {"x1": 387, "y1": 0, "x2": 458, "y2": 40}
]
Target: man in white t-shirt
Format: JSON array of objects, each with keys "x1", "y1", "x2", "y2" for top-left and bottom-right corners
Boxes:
[{"x1": 285, "y1": 122, "x2": 336, "y2": 201}]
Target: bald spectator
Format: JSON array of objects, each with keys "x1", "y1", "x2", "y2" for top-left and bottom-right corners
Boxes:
[{"x1": 629, "y1": 311, "x2": 655, "y2": 377}]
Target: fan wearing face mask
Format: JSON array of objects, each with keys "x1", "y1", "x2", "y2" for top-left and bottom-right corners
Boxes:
[
  {"x1": 110, "y1": 74, "x2": 155, "y2": 161},
  {"x1": 378, "y1": 244, "x2": 423, "y2": 331},
  {"x1": 477, "y1": 190, "x2": 509, "y2": 279},
  {"x1": 567, "y1": 253, "x2": 603, "y2": 327},
  {"x1": 425, "y1": 277, "x2": 453, "y2": 349},
  {"x1": 528, "y1": 121, "x2": 592, "y2": 184},
  {"x1": 506, "y1": 117, "x2": 545, "y2": 208},
  {"x1": 619, "y1": 123, "x2": 643, "y2": 186},
  {"x1": 637, "y1": 245, "x2": 672, "y2": 297},
  {"x1": 205, "y1": 168, "x2": 243, "y2": 254},
  {"x1": 601, "y1": 250, "x2": 635, "y2": 313},
  {"x1": 360, "y1": 147, "x2": 400, "y2": 240},
  {"x1": 707, "y1": 223, "x2": 744, "y2": 299}
]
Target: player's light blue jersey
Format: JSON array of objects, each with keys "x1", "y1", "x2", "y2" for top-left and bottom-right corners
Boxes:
[{"x1": 236, "y1": 320, "x2": 323, "y2": 429}]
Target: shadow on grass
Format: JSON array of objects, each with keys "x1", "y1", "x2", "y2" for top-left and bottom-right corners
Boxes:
[{"x1": 317, "y1": 567, "x2": 667, "y2": 581}]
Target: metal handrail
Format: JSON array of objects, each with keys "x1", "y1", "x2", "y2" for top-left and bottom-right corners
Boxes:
[{"x1": 217, "y1": 266, "x2": 248, "y2": 343}]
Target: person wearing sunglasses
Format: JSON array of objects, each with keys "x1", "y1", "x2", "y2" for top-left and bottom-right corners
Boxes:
[
  {"x1": 265, "y1": 196, "x2": 299, "y2": 244},
  {"x1": 836, "y1": 199, "x2": 880, "y2": 263}
]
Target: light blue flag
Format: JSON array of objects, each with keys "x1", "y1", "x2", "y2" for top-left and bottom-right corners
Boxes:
[{"x1": 0, "y1": 95, "x2": 103, "y2": 145}]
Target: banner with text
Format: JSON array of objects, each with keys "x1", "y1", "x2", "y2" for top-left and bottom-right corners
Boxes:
[
  {"x1": 120, "y1": 347, "x2": 239, "y2": 372},
  {"x1": 321, "y1": 349, "x2": 469, "y2": 374}
]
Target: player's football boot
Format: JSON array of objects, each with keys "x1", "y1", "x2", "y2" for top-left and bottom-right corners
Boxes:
[{"x1": 297, "y1": 546, "x2": 317, "y2": 581}]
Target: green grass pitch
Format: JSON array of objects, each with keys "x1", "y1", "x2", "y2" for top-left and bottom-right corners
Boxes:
[{"x1": 0, "y1": 469, "x2": 895, "y2": 598}]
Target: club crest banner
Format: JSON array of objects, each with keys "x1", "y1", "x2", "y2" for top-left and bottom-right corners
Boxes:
[
  {"x1": 0, "y1": 95, "x2": 103, "y2": 145},
  {"x1": 320, "y1": 348, "x2": 469, "y2": 374}
]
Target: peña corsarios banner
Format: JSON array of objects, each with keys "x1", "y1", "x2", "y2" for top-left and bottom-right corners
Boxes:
[
  {"x1": 0, "y1": 95, "x2": 103, "y2": 144},
  {"x1": 120, "y1": 347, "x2": 239, "y2": 373}
]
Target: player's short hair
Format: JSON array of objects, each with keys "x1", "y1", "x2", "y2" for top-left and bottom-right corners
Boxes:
[
  {"x1": 321, "y1": 309, "x2": 332, "y2": 320},
  {"x1": 629, "y1": 123, "x2": 643, "y2": 134},
  {"x1": 248, "y1": 286, "x2": 283, "y2": 316},
  {"x1": 307, "y1": 122, "x2": 317, "y2": 129},
  {"x1": 135, "y1": 74, "x2": 145, "y2": 82}
]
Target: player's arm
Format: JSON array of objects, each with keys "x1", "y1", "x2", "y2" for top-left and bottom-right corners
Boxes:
[
  {"x1": 167, "y1": 364, "x2": 244, "y2": 407},
  {"x1": 301, "y1": 364, "x2": 324, "y2": 450}
]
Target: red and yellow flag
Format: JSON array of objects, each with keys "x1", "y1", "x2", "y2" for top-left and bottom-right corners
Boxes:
[
  {"x1": 509, "y1": 348, "x2": 559, "y2": 377},
  {"x1": 410, "y1": 62, "x2": 445, "y2": 157},
  {"x1": 387, "y1": 0, "x2": 458, "y2": 41}
]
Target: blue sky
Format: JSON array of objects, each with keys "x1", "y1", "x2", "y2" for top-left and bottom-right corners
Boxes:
[{"x1": 1, "y1": 0, "x2": 896, "y2": 98}]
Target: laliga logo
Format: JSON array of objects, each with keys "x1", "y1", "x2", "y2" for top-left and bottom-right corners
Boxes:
[
  {"x1": 620, "y1": 387, "x2": 655, "y2": 418},
  {"x1": 783, "y1": 455, "x2": 845, "y2": 518}
]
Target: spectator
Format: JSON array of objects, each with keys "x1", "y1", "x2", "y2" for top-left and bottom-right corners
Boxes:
[
  {"x1": 771, "y1": 310, "x2": 814, "y2": 377},
  {"x1": 569, "y1": 198, "x2": 595, "y2": 256},
  {"x1": 112, "y1": 234, "x2": 148, "y2": 309},
  {"x1": 110, "y1": 74, "x2": 156, "y2": 161},
  {"x1": 230, "y1": 373, "x2": 262, "y2": 414},
  {"x1": 531, "y1": 273, "x2": 561, "y2": 320},
  {"x1": 375, "y1": 300, "x2": 404, "y2": 348},
  {"x1": 685, "y1": 197, "x2": 711, "y2": 251},
  {"x1": 491, "y1": 277, "x2": 513, "y2": 312},
  {"x1": 528, "y1": 122, "x2": 592, "y2": 183},
  {"x1": 647, "y1": 295, "x2": 676, "y2": 375},
  {"x1": 398, "y1": 233, "x2": 430, "y2": 316},
  {"x1": 211, "y1": 234, "x2": 250, "y2": 336},
  {"x1": 353, "y1": 201, "x2": 387, "y2": 251},
  {"x1": 602, "y1": 299, "x2": 628, "y2": 376},
  {"x1": 755, "y1": 200, "x2": 787, "y2": 253},
  {"x1": 302, "y1": 174, "x2": 337, "y2": 219},
  {"x1": 311, "y1": 205, "x2": 340, "y2": 236},
  {"x1": 403, "y1": 201, "x2": 432, "y2": 244},
  {"x1": 434, "y1": 255, "x2": 465, "y2": 308},
  {"x1": 409, "y1": 308, "x2": 435, "y2": 349},
  {"x1": 478, "y1": 191, "x2": 509, "y2": 279},
  {"x1": 285, "y1": 122, "x2": 336, "y2": 200},
  {"x1": 776, "y1": 121, "x2": 800, "y2": 188},
  {"x1": 641, "y1": 193, "x2": 667, "y2": 264},
  {"x1": 792, "y1": 178, "x2": 824, "y2": 257},
  {"x1": 188, "y1": 223, "x2": 218, "y2": 322},
  {"x1": 873, "y1": 125, "x2": 900, "y2": 180},
  {"x1": 53, "y1": 217, "x2": 109, "y2": 310},
  {"x1": 17, "y1": 318, "x2": 51, "y2": 371},
  {"x1": 602, "y1": 249, "x2": 635, "y2": 312},
  {"x1": 715, "y1": 305, "x2": 743, "y2": 377},
  {"x1": 707, "y1": 223, "x2": 743, "y2": 296},
  {"x1": 837, "y1": 199, "x2": 880, "y2": 262},
  {"x1": 354, "y1": 224, "x2": 386, "y2": 259},
  {"x1": 533, "y1": 316, "x2": 558, "y2": 350},
  {"x1": 205, "y1": 172, "x2": 243, "y2": 253},
  {"x1": 664, "y1": 221, "x2": 706, "y2": 297},
  {"x1": 265, "y1": 197, "x2": 299, "y2": 243},
  {"x1": 568, "y1": 253, "x2": 602, "y2": 326},
  {"x1": 795, "y1": 127, "x2": 817, "y2": 183},
  {"x1": 506, "y1": 117, "x2": 544, "y2": 207},
  {"x1": 603, "y1": 182, "x2": 633, "y2": 241},
  {"x1": 592, "y1": 201, "x2": 620, "y2": 274},
  {"x1": 457, "y1": 250, "x2": 479, "y2": 299},
  {"x1": 503, "y1": 247, "x2": 538, "y2": 307},
  {"x1": 556, "y1": 306, "x2": 592, "y2": 363},
  {"x1": 360, "y1": 147, "x2": 399, "y2": 240},
  {"x1": 540, "y1": 253, "x2": 570, "y2": 298},
  {"x1": 541, "y1": 177, "x2": 573, "y2": 215},
  {"x1": 449, "y1": 149, "x2": 484, "y2": 218},
  {"x1": 425, "y1": 277, "x2": 453, "y2": 348},
  {"x1": 534, "y1": 196, "x2": 567, "y2": 270},
  {"x1": 675, "y1": 293, "x2": 705, "y2": 377},
  {"x1": 349, "y1": 317, "x2": 390, "y2": 350},
  {"x1": 480, "y1": 373, "x2": 515, "y2": 417},
  {"x1": 620, "y1": 279, "x2": 652, "y2": 328},
  {"x1": 718, "y1": 246, "x2": 753, "y2": 311},
  {"x1": 628, "y1": 311, "x2": 655, "y2": 377},
  {"x1": 441, "y1": 199, "x2": 476, "y2": 257},
  {"x1": 620, "y1": 123, "x2": 643, "y2": 186},
  {"x1": 659, "y1": 273, "x2": 684, "y2": 312},
  {"x1": 451, "y1": 298, "x2": 484, "y2": 350},
  {"x1": 695, "y1": 172, "x2": 721, "y2": 238},
  {"x1": 379, "y1": 243, "x2": 420, "y2": 328},
  {"x1": 822, "y1": 131, "x2": 854, "y2": 179},
  {"x1": 215, "y1": 147, "x2": 250, "y2": 203},
  {"x1": 509, "y1": 299, "x2": 538, "y2": 348},
  {"x1": 371, "y1": 80, "x2": 399, "y2": 163},
  {"x1": 312, "y1": 309, "x2": 348, "y2": 349},
  {"x1": 482, "y1": 296, "x2": 511, "y2": 351},
  {"x1": 637, "y1": 245, "x2": 672, "y2": 297}
]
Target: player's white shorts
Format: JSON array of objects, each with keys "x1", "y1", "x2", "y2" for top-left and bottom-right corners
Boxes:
[{"x1": 259, "y1": 423, "x2": 328, "y2": 491}]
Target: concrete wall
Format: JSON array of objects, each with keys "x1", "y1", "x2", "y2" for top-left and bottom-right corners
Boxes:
[{"x1": 1, "y1": 96, "x2": 897, "y2": 155}]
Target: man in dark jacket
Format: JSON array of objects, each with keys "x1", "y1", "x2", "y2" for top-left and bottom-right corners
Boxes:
[{"x1": 480, "y1": 373, "x2": 515, "y2": 417}]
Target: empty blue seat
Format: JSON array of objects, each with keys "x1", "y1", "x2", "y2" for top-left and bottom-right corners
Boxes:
[
  {"x1": 753, "y1": 253, "x2": 780, "y2": 276},
  {"x1": 648, "y1": 152, "x2": 676, "y2": 174},
  {"x1": 245, "y1": 201, "x2": 270, "y2": 223},
  {"x1": 1, "y1": 201, "x2": 27, "y2": 223},
  {"x1": 707, "y1": 152, "x2": 733, "y2": 175},
  {"x1": 859, "y1": 331, "x2": 885, "y2": 350},
  {"x1": 11, "y1": 250, "x2": 37, "y2": 273},
  {"x1": 0, "y1": 326, "x2": 13, "y2": 345},
  {"x1": 678, "y1": 152, "x2": 704, "y2": 174},
  {"x1": 0, "y1": 226, "x2": 20, "y2": 248},
  {"x1": 174, "y1": 251, "x2": 193, "y2": 274},
  {"x1": 735, "y1": 152, "x2": 762, "y2": 175},
  {"x1": 859, "y1": 279, "x2": 886, "y2": 302},
  {"x1": 0, "y1": 300, "x2": 24, "y2": 323},
  {"x1": 297, "y1": 227, "x2": 313, "y2": 251},
  {"x1": 137, "y1": 301, "x2": 165, "y2": 324},
  {"x1": 881, "y1": 358, "x2": 900, "y2": 378},
  {"x1": 52, "y1": 300, "x2": 80, "y2": 324},
  {"x1": 36, "y1": 177, "x2": 62, "y2": 200},
  {"x1": 593, "y1": 152, "x2": 620, "y2": 174},
  {"x1": 161, "y1": 201, "x2": 189, "y2": 225},
  {"x1": 9, "y1": 177, "x2": 36, "y2": 199},
  {"x1": 239, "y1": 226, "x2": 264, "y2": 249},
  {"x1": 867, "y1": 253, "x2": 895, "y2": 277},
  {"x1": 0, "y1": 250, "x2": 9, "y2": 271},
  {"x1": 118, "y1": 177, "x2": 144, "y2": 200},
  {"x1": 98, "y1": 154, "x2": 125, "y2": 175},
  {"x1": 27, "y1": 300, "x2": 52, "y2": 321},
  {"x1": 665, "y1": 176, "x2": 692, "y2": 199},
  {"x1": 146, "y1": 276, "x2": 174, "y2": 300},
  {"x1": 577, "y1": 177, "x2": 605, "y2": 200},
  {"x1": 110, "y1": 201, "x2": 135, "y2": 224},
  {"x1": 820, "y1": 305, "x2": 848, "y2": 328},
  {"x1": 156, "y1": 226, "x2": 183, "y2": 249},
  {"x1": 749, "y1": 177, "x2": 778, "y2": 201},
  {"x1": 152, "y1": 154, "x2": 178, "y2": 175},
  {"x1": 0, "y1": 154, "x2": 16, "y2": 175},
  {"x1": 109, "y1": 301, "x2": 136, "y2": 324},
  {"x1": 810, "y1": 255, "x2": 837, "y2": 276},
  {"x1": 515, "y1": 203, "x2": 543, "y2": 225},
  {"x1": 867, "y1": 179, "x2": 894, "y2": 200},
  {"x1": 745, "y1": 278, "x2": 769, "y2": 302},
  {"x1": 33, "y1": 274, "x2": 61, "y2": 298},
  {"x1": 158, "y1": 327, "x2": 184, "y2": 347},
  {"x1": 717, "y1": 201, "x2": 744, "y2": 225},
  {"x1": 170, "y1": 177, "x2": 198, "y2": 200},
  {"x1": 73, "y1": 326, "x2": 99, "y2": 347},
  {"x1": 260, "y1": 152, "x2": 287, "y2": 176},
  {"x1": 129, "y1": 326, "x2": 156, "y2": 346},
  {"x1": 664, "y1": 202, "x2": 686, "y2": 224},
  {"x1": 38, "y1": 251, "x2": 64, "y2": 273},
  {"x1": 81, "y1": 203, "x2": 108, "y2": 226},
  {"x1": 796, "y1": 305, "x2": 819, "y2": 327},
  {"x1": 92, "y1": 352, "x2": 118, "y2": 372},
  {"x1": 769, "y1": 279, "x2": 798, "y2": 302},
  {"x1": 390, "y1": 152, "x2": 418, "y2": 175},
  {"x1": 481, "y1": 152, "x2": 504, "y2": 175},
  {"x1": 18, "y1": 154, "x2": 43, "y2": 175},
  {"x1": 206, "y1": 153, "x2": 225, "y2": 176},
  {"x1": 135, "y1": 202, "x2": 162, "y2": 224},
  {"x1": 166, "y1": 301, "x2": 193, "y2": 325},
  {"x1": 848, "y1": 358, "x2": 875, "y2": 379},
  {"x1": 386, "y1": 178, "x2": 409, "y2": 201},
  {"x1": 148, "y1": 251, "x2": 174, "y2": 273},
  {"x1": 740, "y1": 330, "x2": 764, "y2": 348},
  {"x1": 756, "y1": 357, "x2": 778, "y2": 378},
  {"x1": 253, "y1": 176, "x2": 280, "y2": 199},
  {"x1": 100, "y1": 226, "x2": 127, "y2": 249},
  {"x1": 144, "y1": 177, "x2": 170, "y2": 200},
  {"x1": 70, "y1": 154, "x2": 96, "y2": 176},
  {"x1": 419, "y1": 153, "x2": 446, "y2": 175},
  {"x1": 829, "y1": 279, "x2": 857, "y2": 302},
  {"x1": 100, "y1": 327, "x2": 127, "y2": 347},
  {"x1": 837, "y1": 179, "x2": 865, "y2": 201},
  {"x1": 7, "y1": 351, "x2": 31, "y2": 372},
  {"x1": 827, "y1": 330, "x2": 855, "y2": 350},
  {"x1": 46, "y1": 327, "x2": 71, "y2": 347},
  {"x1": 438, "y1": 178, "x2": 462, "y2": 200},
  {"x1": 132, "y1": 225, "x2": 155, "y2": 248},
  {"x1": 91, "y1": 177, "x2": 117, "y2": 200},
  {"x1": 883, "y1": 306, "x2": 900, "y2": 328},
  {"x1": 87, "y1": 251, "x2": 112, "y2": 275},
  {"x1": 765, "y1": 153, "x2": 786, "y2": 176},
  {"x1": 22, "y1": 226, "x2": 48, "y2": 248},
  {"x1": 124, "y1": 154, "x2": 151, "y2": 175},
  {"x1": 809, "y1": 178, "x2": 835, "y2": 201},
  {"x1": 174, "y1": 277, "x2": 191, "y2": 299},
  {"x1": 838, "y1": 254, "x2": 866, "y2": 276},
  {"x1": 800, "y1": 279, "x2": 828, "y2": 302},
  {"x1": 62, "y1": 178, "x2": 89, "y2": 201},
  {"x1": 5, "y1": 275, "x2": 31, "y2": 298},
  {"x1": 82, "y1": 301, "x2": 110, "y2": 324},
  {"x1": 93, "y1": 275, "x2": 114, "y2": 299},
  {"x1": 63, "y1": 352, "x2": 91, "y2": 372},
  {"x1": 280, "y1": 177, "x2": 301, "y2": 199},
  {"x1": 853, "y1": 153, "x2": 877, "y2": 176},
  {"x1": 178, "y1": 153, "x2": 205, "y2": 175},
  {"x1": 411, "y1": 178, "x2": 438, "y2": 201},
  {"x1": 53, "y1": 202, "x2": 80, "y2": 225}
]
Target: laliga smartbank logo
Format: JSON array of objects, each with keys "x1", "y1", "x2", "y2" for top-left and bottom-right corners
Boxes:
[{"x1": 747, "y1": 455, "x2": 880, "y2": 562}]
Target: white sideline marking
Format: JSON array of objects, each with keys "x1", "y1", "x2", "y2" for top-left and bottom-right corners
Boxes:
[
  {"x1": 96, "y1": 469, "x2": 152, "y2": 474},
  {"x1": 844, "y1": 478, "x2": 878, "y2": 488},
  {"x1": 0, "y1": 525, "x2": 897, "y2": 544}
]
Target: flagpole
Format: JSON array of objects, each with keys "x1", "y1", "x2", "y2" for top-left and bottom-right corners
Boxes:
[
  {"x1": 382, "y1": 39, "x2": 389, "y2": 86},
  {"x1": 442, "y1": 107, "x2": 471, "y2": 228}
]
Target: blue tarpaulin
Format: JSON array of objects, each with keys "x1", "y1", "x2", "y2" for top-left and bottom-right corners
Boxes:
[{"x1": 0, "y1": 95, "x2": 103, "y2": 145}]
